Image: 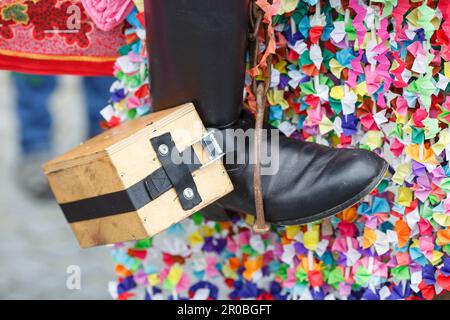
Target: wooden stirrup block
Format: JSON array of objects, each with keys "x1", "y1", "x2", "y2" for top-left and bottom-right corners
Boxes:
[{"x1": 43, "y1": 103, "x2": 233, "y2": 248}]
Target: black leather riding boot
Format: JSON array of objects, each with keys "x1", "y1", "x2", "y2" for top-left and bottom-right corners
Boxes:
[
  {"x1": 146, "y1": 0, "x2": 248, "y2": 128},
  {"x1": 144, "y1": 0, "x2": 388, "y2": 225}
]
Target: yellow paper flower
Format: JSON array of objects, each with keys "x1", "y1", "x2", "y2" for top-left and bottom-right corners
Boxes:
[
  {"x1": 114, "y1": 99, "x2": 128, "y2": 113},
  {"x1": 133, "y1": 0, "x2": 144, "y2": 12},
  {"x1": 330, "y1": 86, "x2": 344, "y2": 100},
  {"x1": 431, "y1": 130, "x2": 450, "y2": 155},
  {"x1": 364, "y1": 131, "x2": 383, "y2": 150},
  {"x1": 277, "y1": 0, "x2": 299, "y2": 15},
  {"x1": 304, "y1": 224, "x2": 320, "y2": 251},
  {"x1": 397, "y1": 187, "x2": 413, "y2": 207},
  {"x1": 188, "y1": 231, "x2": 204, "y2": 246},
  {"x1": 319, "y1": 116, "x2": 334, "y2": 135},
  {"x1": 433, "y1": 213, "x2": 450, "y2": 227},
  {"x1": 286, "y1": 226, "x2": 300, "y2": 240},
  {"x1": 393, "y1": 109, "x2": 408, "y2": 125},
  {"x1": 430, "y1": 250, "x2": 444, "y2": 266},
  {"x1": 147, "y1": 274, "x2": 160, "y2": 286},
  {"x1": 330, "y1": 58, "x2": 345, "y2": 78},
  {"x1": 355, "y1": 82, "x2": 368, "y2": 97},
  {"x1": 402, "y1": 122, "x2": 413, "y2": 135},
  {"x1": 245, "y1": 214, "x2": 255, "y2": 226},
  {"x1": 167, "y1": 265, "x2": 183, "y2": 286},
  {"x1": 445, "y1": 62, "x2": 450, "y2": 78},
  {"x1": 201, "y1": 225, "x2": 215, "y2": 237},
  {"x1": 392, "y1": 163, "x2": 412, "y2": 185},
  {"x1": 268, "y1": 89, "x2": 290, "y2": 110},
  {"x1": 222, "y1": 265, "x2": 238, "y2": 280},
  {"x1": 274, "y1": 60, "x2": 288, "y2": 74}
]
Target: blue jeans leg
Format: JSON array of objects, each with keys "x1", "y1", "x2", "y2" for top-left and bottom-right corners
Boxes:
[
  {"x1": 83, "y1": 76, "x2": 114, "y2": 137},
  {"x1": 13, "y1": 73, "x2": 58, "y2": 155}
]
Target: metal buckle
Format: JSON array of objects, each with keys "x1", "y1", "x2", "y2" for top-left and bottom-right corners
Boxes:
[{"x1": 191, "y1": 130, "x2": 225, "y2": 169}]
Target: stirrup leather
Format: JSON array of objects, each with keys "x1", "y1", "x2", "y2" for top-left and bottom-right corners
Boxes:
[{"x1": 249, "y1": 0, "x2": 273, "y2": 233}]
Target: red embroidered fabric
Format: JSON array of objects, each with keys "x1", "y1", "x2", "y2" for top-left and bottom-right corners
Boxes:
[{"x1": 0, "y1": 0, "x2": 125, "y2": 76}]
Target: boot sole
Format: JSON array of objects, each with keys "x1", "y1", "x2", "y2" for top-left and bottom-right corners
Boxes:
[{"x1": 278, "y1": 160, "x2": 389, "y2": 226}]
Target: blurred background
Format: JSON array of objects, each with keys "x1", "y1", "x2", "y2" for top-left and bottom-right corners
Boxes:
[{"x1": 0, "y1": 71, "x2": 115, "y2": 299}]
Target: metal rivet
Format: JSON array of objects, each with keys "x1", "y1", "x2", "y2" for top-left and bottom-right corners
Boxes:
[
  {"x1": 158, "y1": 144, "x2": 169, "y2": 156},
  {"x1": 183, "y1": 188, "x2": 194, "y2": 200}
]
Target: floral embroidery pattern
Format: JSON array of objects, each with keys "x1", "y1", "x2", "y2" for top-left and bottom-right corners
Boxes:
[
  {"x1": 0, "y1": 0, "x2": 94, "y2": 48},
  {"x1": 1, "y1": 4, "x2": 29, "y2": 24}
]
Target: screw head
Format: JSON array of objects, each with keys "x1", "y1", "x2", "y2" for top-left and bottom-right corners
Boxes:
[
  {"x1": 183, "y1": 188, "x2": 194, "y2": 200},
  {"x1": 158, "y1": 144, "x2": 169, "y2": 156}
]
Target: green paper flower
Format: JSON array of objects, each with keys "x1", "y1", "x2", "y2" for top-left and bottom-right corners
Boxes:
[
  {"x1": 135, "y1": 238, "x2": 152, "y2": 249},
  {"x1": 422, "y1": 118, "x2": 440, "y2": 140},
  {"x1": 440, "y1": 178, "x2": 450, "y2": 193},
  {"x1": 241, "y1": 244, "x2": 257, "y2": 256},
  {"x1": 329, "y1": 98, "x2": 342, "y2": 114},
  {"x1": 300, "y1": 80, "x2": 316, "y2": 95},
  {"x1": 129, "y1": 258, "x2": 142, "y2": 272},
  {"x1": 428, "y1": 194, "x2": 440, "y2": 206},
  {"x1": 371, "y1": 0, "x2": 397, "y2": 18},
  {"x1": 408, "y1": 73, "x2": 435, "y2": 110},
  {"x1": 443, "y1": 244, "x2": 450, "y2": 255},
  {"x1": 119, "y1": 43, "x2": 135, "y2": 56},
  {"x1": 389, "y1": 124, "x2": 404, "y2": 139},
  {"x1": 295, "y1": 268, "x2": 308, "y2": 283},
  {"x1": 360, "y1": 144, "x2": 371, "y2": 151},
  {"x1": 354, "y1": 266, "x2": 372, "y2": 286},
  {"x1": 416, "y1": 2, "x2": 437, "y2": 40},
  {"x1": 127, "y1": 108, "x2": 137, "y2": 120},
  {"x1": 327, "y1": 268, "x2": 345, "y2": 288},
  {"x1": 191, "y1": 212, "x2": 204, "y2": 225},
  {"x1": 345, "y1": 19, "x2": 356, "y2": 41},
  {"x1": 116, "y1": 70, "x2": 124, "y2": 81},
  {"x1": 322, "y1": 49, "x2": 334, "y2": 71},
  {"x1": 420, "y1": 203, "x2": 434, "y2": 220},
  {"x1": 300, "y1": 51, "x2": 313, "y2": 66},
  {"x1": 411, "y1": 127, "x2": 425, "y2": 144},
  {"x1": 377, "y1": 180, "x2": 389, "y2": 193},
  {"x1": 438, "y1": 108, "x2": 450, "y2": 125},
  {"x1": 276, "y1": 264, "x2": 289, "y2": 280},
  {"x1": 391, "y1": 265, "x2": 411, "y2": 281}
]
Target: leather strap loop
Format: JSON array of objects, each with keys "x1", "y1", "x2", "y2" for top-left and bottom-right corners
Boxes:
[{"x1": 150, "y1": 133, "x2": 202, "y2": 211}]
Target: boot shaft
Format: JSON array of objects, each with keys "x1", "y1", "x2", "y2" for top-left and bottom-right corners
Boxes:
[{"x1": 145, "y1": 0, "x2": 249, "y2": 128}]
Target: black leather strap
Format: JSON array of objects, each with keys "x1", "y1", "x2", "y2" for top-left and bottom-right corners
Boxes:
[
  {"x1": 150, "y1": 133, "x2": 202, "y2": 210},
  {"x1": 61, "y1": 142, "x2": 202, "y2": 223}
]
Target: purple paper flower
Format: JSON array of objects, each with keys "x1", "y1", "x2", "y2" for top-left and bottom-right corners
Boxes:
[
  {"x1": 341, "y1": 114, "x2": 358, "y2": 136},
  {"x1": 440, "y1": 257, "x2": 450, "y2": 277},
  {"x1": 189, "y1": 281, "x2": 219, "y2": 300},
  {"x1": 422, "y1": 264, "x2": 437, "y2": 285},
  {"x1": 117, "y1": 276, "x2": 136, "y2": 294}
]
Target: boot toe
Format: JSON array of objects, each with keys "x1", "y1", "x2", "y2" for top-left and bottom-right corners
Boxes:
[
  {"x1": 266, "y1": 146, "x2": 388, "y2": 225},
  {"x1": 336, "y1": 148, "x2": 388, "y2": 194},
  {"x1": 297, "y1": 148, "x2": 387, "y2": 224}
]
